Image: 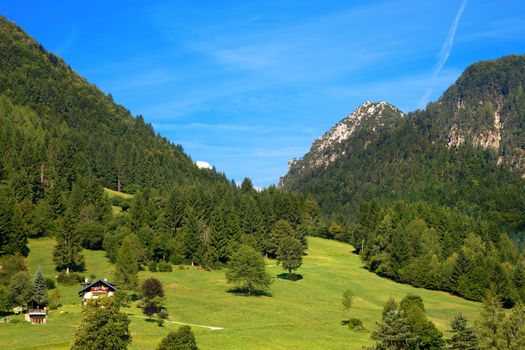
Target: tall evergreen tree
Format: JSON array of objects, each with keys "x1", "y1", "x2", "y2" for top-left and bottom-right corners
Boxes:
[
  {"x1": 478, "y1": 290, "x2": 505, "y2": 350},
  {"x1": 179, "y1": 207, "x2": 205, "y2": 266},
  {"x1": 446, "y1": 314, "x2": 478, "y2": 350},
  {"x1": 372, "y1": 307, "x2": 415, "y2": 350},
  {"x1": 53, "y1": 215, "x2": 84, "y2": 272},
  {"x1": 115, "y1": 234, "x2": 143, "y2": 290},
  {"x1": 31, "y1": 269, "x2": 48, "y2": 305}
]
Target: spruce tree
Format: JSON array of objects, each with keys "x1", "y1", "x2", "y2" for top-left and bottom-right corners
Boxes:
[
  {"x1": 32, "y1": 269, "x2": 48, "y2": 305},
  {"x1": 209, "y1": 206, "x2": 229, "y2": 264},
  {"x1": 53, "y1": 215, "x2": 84, "y2": 272},
  {"x1": 446, "y1": 314, "x2": 478, "y2": 350},
  {"x1": 180, "y1": 207, "x2": 204, "y2": 266},
  {"x1": 372, "y1": 307, "x2": 415, "y2": 350},
  {"x1": 115, "y1": 234, "x2": 143, "y2": 290},
  {"x1": 268, "y1": 220, "x2": 295, "y2": 257},
  {"x1": 497, "y1": 303, "x2": 525, "y2": 350},
  {"x1": 478, "y1": 290, "x2": 505, "y2": 350}
]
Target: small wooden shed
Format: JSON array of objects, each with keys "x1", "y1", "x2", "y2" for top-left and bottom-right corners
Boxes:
[{"x1": 26, "y1": 299, "x2": 48, "y2": 324}]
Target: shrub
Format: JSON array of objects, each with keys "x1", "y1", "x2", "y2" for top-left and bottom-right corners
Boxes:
[
  {"x1": 44, "y1": 277, "x2": 56, "y2": 289},
  {"x1": 147, "y1": 261, "x2": 157, "y2": 272},
  {"x1": 57, "y1": 272, "x2": 85, "y2": 285},
  {"x1": 157, "y1": 261, "x2": 172, "y2": 272},
  {"x1": 348, "y1": 318, "x2": 364, "y2": 330}
]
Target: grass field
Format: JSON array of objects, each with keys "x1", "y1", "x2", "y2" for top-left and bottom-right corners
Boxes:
[
  {"x1": 104, "y1": 188, "x2": 134, "y2": 200},
  {"x1": 0, "y1": 237, "x2": 481, "y2": 349}
]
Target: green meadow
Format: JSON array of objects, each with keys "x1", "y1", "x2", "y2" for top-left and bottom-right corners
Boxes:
[{"x1": 0, "y1": 237, "x2": 481, "y2": 350}]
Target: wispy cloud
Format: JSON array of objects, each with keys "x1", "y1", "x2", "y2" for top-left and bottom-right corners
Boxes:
[
  {"x1": 420, "y1": 0, "x2": 468, "y2": 108},
  {"x1": 153, "y1": 122, "x2": 315, "y2": 133},
  {"x1": 53, "y1": 27, "x2": 77, "y2": 56}
]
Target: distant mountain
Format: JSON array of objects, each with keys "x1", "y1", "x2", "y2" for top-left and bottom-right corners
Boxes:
[
  {"x1": 0, "y1": 16, "x2": 226, "y2": 197},
  {"x1": 282, "y1": 101, "x2": 404, "y2": 183},
  {"x1": 281, "y1": 55, "x2": 525, "y2": 305},
  {"x1": 281, "y1": 55, "x2": 525, "y2": 233}
]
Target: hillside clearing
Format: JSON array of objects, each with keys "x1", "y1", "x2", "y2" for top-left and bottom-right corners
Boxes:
[{"x1": 0, "y1": 237, "x2": 481, "y2": 349}]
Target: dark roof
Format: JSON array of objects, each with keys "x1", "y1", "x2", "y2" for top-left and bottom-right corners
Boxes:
[{"x1": 78, "y1": 279, "x2": 117, "y2": 295}]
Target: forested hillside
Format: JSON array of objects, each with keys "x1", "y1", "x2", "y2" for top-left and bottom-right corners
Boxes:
[
  {"x1": 281, "y1": 55, "x2": 525, "y2": 306},
  {"x1": 0, "y1": 15, "x2": 318, "y2": 283}
]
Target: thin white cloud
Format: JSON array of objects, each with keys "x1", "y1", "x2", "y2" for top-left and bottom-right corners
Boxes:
[{"x1": 420, "y1": 0, "x2": 468, "y2": 108}]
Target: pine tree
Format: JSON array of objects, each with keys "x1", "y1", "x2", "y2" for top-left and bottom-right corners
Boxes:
[
  {"x1": 478, "y1": 290, "x2": 505, "y2": 350},
  {"x1": 53, "y1": 215, "x2": 84, "y2": 272},
  {"x1": 115, "y1": 234, "x2": 143, "y2": 290},
  {"x1": 209, "y1": 206, "x2": 229, "y2": 264},
  {"x1": 372, "y1": 308, "x2": 415, "y2": 350},
  {"x1": 241, "y1": 197, "x2": 265, "y2": 249},
  {"x1": 0, "y1": 187, "x2": 28, "y2": 255},
  {"x1": 268, "y1": 220, "x2": 295, "y2": 257},
  {"x1": 497, "y1": 303, "x2": 525, "y2": 350},
  {"x1": 448, "y1": 250, "x2": 470, "y2": 294},
  {"x1": 157, "y1": 325, "x2": 198, "y2": 350},
  {"x1": 32, "y1": 269, "x2": 48, "y2": 305},
  {"x1": 180, "y1": 207, "x2": 205, "y2": 266},
  {"x1": 446, "y1": 313, "x2": 478, "y2": 350}
]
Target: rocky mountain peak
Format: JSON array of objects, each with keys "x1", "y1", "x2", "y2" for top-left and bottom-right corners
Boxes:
[{"x1": 282, "y1": 101, "x2": 404, "y2": 185}]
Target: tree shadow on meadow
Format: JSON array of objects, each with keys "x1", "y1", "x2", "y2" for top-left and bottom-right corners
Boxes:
[
  {"x1": 226, "y1": 288, "x2": 273, "y2": 297},
  {"x1": 276, "y1": 273, "x2": 303, "y2": 281}
]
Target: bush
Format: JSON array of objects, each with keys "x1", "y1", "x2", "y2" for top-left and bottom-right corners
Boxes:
[
  {"x1": 348, "y1": 318, "x2": 364, "y2": 330},
  {"x1": 57, "y1": 272, "x2": 85, "y2": 285},
  {"x1": 147, "y1": 261, "x2": 157, "y2": 272},
  {"x1": 44, "y1": 277, "x2": 56, "y2": 289},
  {"x1": 157, "y1": 261, "x2": 172, "y2": 272},
  {"x1": 48, "y1": 289, "x2": 62, "y2": 309}
]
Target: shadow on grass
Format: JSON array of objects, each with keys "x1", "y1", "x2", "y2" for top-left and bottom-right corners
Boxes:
[
  {"x1": 226, "y1": 288, "x2": 273, "y2": 297},
  {"x1": 276, "y1": 273, "x2": 303, "y2": 281}
]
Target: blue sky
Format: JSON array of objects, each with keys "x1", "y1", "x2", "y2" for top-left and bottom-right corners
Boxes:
[{"x1": 2, "y1": 1, "x2": 525, "y2": 187}]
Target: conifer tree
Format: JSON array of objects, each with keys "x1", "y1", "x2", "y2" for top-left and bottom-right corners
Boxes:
[
  {"x1": 180, "y1": 207, "x2": 205, "y2": 266},
  {"x1": 268, "y1": 219, "x2": 295, "y2": 257},
  {"x1": 32, "y1": 269, "x2": 48, "y2": 305},
  {"x1": 0, "y1": 187, "x2": 28, "y2": 255},
  {"x1": 53, "y1": 215, "x2": 84, "y2": 272},
  {"x1": 209, "y1": 206, "x2": 229, "y2": 263},
  {"x1": 241, "y1": 197, "x2": 265, "y2": 244},
  {"x1": 115, "y1": 234, "x2": 143, "y2": 290},
  {"x1": 372, "y1": 305, "x2": 415, "y2": 350},
  {"x1": 446, "y1": 313, "x2": 478, "y2": 350},
  {"x1": 478, "y1": 290, "x2": 505, "y2": 350},
  {"x1": 498, "y1": 303, "x2": 525, "y2": 350}
]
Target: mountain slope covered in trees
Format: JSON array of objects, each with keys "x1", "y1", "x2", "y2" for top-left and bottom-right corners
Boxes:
[
  {"x1": 0, "y1": 16, "x2": 226, "y2": 198},
  {"x1": 0, "y1": 16, "x2": 317, "y2": 274},
  {"x1": 281, "y1": 55, "x2": 525, "y2": 305}
]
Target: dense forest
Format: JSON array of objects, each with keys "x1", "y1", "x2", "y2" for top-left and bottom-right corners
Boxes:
[
  {"x1": 0, "y1": 15, "x2": 320, "y2": 306},
  {"x1": 282, "y1": 55, "x2": 525, "y2": 306}
]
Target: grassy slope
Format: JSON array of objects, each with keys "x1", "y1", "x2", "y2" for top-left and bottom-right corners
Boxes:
[{"x1": 0, "y1": 237, "x2": 481, "y2": 350}]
